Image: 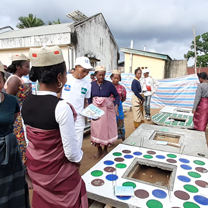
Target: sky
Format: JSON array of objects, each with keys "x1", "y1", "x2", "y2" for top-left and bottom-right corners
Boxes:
[{"x1": 1, "y1": 0, "x2": 208, "y2": 66}]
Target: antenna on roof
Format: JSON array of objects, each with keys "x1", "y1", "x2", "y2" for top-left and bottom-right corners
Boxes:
[{"x1": 66, "y1": 10, "x2": 88, "y2": 23}]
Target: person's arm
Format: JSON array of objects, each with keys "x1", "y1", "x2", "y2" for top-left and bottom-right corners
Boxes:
[
  {"x1": 131, "y1": 80, "x2": 144, "y2": 101},
  {"x1": 121, "y1": 86, "x2": 127, "y2": 102},
  {"x1": 193, "y1": 85, "x2": 202, "y2": 112},
  {"x1": 55, "y1": 100, "x2": 83, "y2": 163},
  {"x1": 88, "y1": 82, "x2": 93, "y2": 104},
  {"x1": 6, "y1": 77, "x2": 21, "y2": 96},
  {"x1": 110, "y1": 83, "x2": 119, "y2": 116},
  {"x1": 84, "y1": 82, "x2": 91, "y2": 108}
]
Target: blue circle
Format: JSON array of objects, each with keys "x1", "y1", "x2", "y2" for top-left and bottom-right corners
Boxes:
[
  {"x1": 133, "y1": 151, "x2": 142, "y2": 156},
  {"x1": 177, "y1": 175, "x2": 191, "y2": 182},
  {"x1": 152, "y1": 189, "x2": 167, "y2": 199},
  {"x1": 124, "y1": 155, "x2": 134, "y2": 159},
  {"x1": 106, "y1": 174, "x2": 118, "y2": 181},
  {"x1": 104, "y1": 160, "x2": 114, "y2": 165},
  {"x1": 194, "y1": 195, "x2": 208, "y2": 205},
  {"x1": 156, "y1": 155, "x2": 165, "y2": 159},
  {"x1": 116, "y1": 196, "x2": 131, "y2": 200},
  {"x1": 180, "y1": 164, "x2": 192, "y2": 170},
  {"x1": 179, "y1": 158, "x2": 190, "y2": 164}
]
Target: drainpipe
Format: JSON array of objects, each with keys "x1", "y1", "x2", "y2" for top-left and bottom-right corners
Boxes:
[{"x1": 129, "y1": 40, "x2": 133, "y2": 73}]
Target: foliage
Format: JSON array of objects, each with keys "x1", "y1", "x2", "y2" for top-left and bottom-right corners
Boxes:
[
  {"x1": 16, "y1": 14, "x2": 45, "y2": 29},
  {"x1": 48, "y1": 19, "x2": 61, "y2": 25},
  {"x1": 184, "y1": 32, "x2": 208, "y2": 67}
]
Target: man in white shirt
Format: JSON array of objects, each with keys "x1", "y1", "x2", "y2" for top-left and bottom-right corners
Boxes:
[
  {"x1": 61, "y1": 57, "x2": 93, "y2": 149},
  {"x1": 141, "y1": 68, "x2": 159, "y2": 121}
]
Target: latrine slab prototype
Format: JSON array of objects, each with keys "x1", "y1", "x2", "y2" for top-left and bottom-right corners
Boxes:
[
  {"x1": 123, "y1": 124, "x2": 208, "y2": 158},
  {"x1": 82, "y1": 144, "x2": 208, "y2": 208},
  {"x1": 160, "y1": 106, "x2": 193, "y2": 116}
]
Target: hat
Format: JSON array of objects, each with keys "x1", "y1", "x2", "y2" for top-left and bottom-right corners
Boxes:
[
  {"x1": 29, "y1": 46, "x2": 64, "y2": 67},
  {"x1": 11, "y1": 53, "x2": 28, "y2": 61},
  {"x1": 75, "y1": 57, "x2": 93, "y2": 69},
  {"x1": 95, "y1": 65, "x2": 106, "y2": 72},
  {"x1": 143, "y1": 68, "x2": 150, "y2": 73},
  {"x1": 0, "y1": 61, "x2": 5, "y2": 73},
  {"x1": 112, "y1": 69, "x2": 121, "y2": 75}
]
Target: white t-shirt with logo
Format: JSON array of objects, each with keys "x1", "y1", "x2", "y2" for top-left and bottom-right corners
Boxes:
[{"x1": 61, "y1": 74, "x2": 91, "y2": 128}]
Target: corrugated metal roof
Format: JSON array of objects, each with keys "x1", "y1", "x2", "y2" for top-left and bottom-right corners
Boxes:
[
  {"x1": 120, "y1": 47, "x2": 172, "y2": 61},
  {"x1": 0, "y1": 22, "x2": 73, "y2": 39}
]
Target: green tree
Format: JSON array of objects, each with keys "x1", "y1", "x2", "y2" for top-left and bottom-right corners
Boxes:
[
  {"x1": 48, "y1": 18, "x2": 61, "y2": 25},
  {"x1": 16, "y1": 14, "x2": 45, "y2": 29},
  {"x1": 184, "y1": 32, "x2": 208, "y2": 67}
]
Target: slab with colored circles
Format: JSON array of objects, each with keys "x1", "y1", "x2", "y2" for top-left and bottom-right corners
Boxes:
[{"x1": 82, "y1": 144, "x2": 208, "y2": 208}]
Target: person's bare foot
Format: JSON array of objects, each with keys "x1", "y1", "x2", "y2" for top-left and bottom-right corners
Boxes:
[
  {"x1": 91, "y1": 147, "x2": 103, "y2": 159},
  {"x1": 26, "y1": 173, "x2": 33, "y2": 189}
]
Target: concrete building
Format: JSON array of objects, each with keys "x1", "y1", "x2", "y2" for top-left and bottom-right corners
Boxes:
[
  {"x1": 0, "y1": 12, "x2": 119, "y2": 71},
  {"x1": 120, "y1": 47, "x2": 187, "y2": 79}
]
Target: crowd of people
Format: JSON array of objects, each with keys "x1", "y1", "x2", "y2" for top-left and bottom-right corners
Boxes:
[{"x1": 0, "y1": 45, "x2": 207, "y2": 208}]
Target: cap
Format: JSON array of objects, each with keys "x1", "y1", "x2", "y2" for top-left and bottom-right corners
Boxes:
[
  {"x1": 29, "y1": 46, "x2": 64, "y2": 67},
  {"x1": 143, "y1": 68, "x2": 150, "y2": 73},
  {"x1": 95, "y1": 65, "x2": 106, "y2": 72},
  {"x1": 75, "y1": 57, "x2": 93, "y2": 69},
  {"x1": 11, "y1": 53, "x2": 28, "y2": 61},
  {"x1": 112, "y1": 69, "x2": 121, "y2": 75}
]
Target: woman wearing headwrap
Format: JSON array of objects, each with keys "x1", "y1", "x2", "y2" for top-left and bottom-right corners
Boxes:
[
  {"x1": 110, "y1": 70, "x2": 127, "y2": 141},
  {"x1": 21, "y1": 46, "x2": 88, "y2": 208},
  {"x1": 0, "y1": 61, "x2": 30, "y2": 208},
  {"x1": 193, "y1": 72, "x2": 208, "y2": 131},
  {"x1": 89, "y1": 66, "x2": 120, "y2": 158}
]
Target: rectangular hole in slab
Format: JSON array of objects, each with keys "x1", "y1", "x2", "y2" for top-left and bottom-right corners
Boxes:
[
  {"x1": 153, "y1": 132, "x2": 180, "y2": 144},
  {"x1": 175, "y1": 108, "x2": 191, "y2": 113},
  {"x1": 169, "y1": 117, "x2": 187, "y2": 122},
  {"x1": 123, "y1": 159, "x2": 177, "y2": 190}
]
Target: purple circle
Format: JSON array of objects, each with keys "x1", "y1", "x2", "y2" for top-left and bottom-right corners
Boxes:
[
  {"x1": 156, "y1": 155, "x2": 165, "y2": 159},
  {"x1": 179, "y1": 158, "x2": 190, "y2": 164},
  {"x1": 177, "y1": 175, "x2": 191, "y2": 183},
  {"x1": 194, "y1": 195, "x2": 208, "y2": 205},
  {"x1": 124, "y1": 155, "x2": 134, "y2": 159},
  {"x1": 104, "y1": 160, "x2": 114, "y2": 165},
  {"x1": 106, "y1": 174, "x2": 118, "y2": 181},
  {"x1": 133, "y1": 151, "x2": 142, "y2": 156},
  {"x1": 180, "y1": 164, "x2": 192, "y2": 170},
  {"x1": 152, "y1": 189, "x2": 167, "y2": 199},
  {"x1": 116, "y1": 196, "x2": 131, "y2": 200}
]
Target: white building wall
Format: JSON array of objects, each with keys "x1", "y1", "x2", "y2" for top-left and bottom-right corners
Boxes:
[{"x1": 74, "y1": 14, "x2": 118, "y2": 71}]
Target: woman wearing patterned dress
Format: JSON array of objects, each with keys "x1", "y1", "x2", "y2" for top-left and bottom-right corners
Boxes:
[
  {"x1": 110, "y1": 70, "x2": 127, "y2": 141},
  {"x1": 0, "y1": 61, "x2": 30, "y2": 208},
  {"x1": 4, "y1": 53, "x2": 32, "y2": 187}
]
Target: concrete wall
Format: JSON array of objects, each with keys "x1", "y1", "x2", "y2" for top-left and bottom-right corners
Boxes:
[
  {"x1": 165, "y1": 60, "x2": 187, "y2": 78},
  {"x1": 124, "y1": 53, "x2": 166, "y2": 79},
  {"x1": 74, "y1": 14, "x2": 118, "y2": 71},
  {"x1": 0, "y1": 46, "x2": 70, "y2": 70}
]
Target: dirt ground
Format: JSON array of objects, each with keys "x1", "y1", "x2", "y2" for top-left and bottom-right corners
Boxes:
[{"x1": 29, "y1": 108, "x2": 208, "y2": 205}]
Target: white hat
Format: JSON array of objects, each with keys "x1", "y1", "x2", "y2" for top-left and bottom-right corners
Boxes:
[
  {"x1": 11, "y1": 53, "x2": 28, "y2": 61},
  {"x1": 95, "y1": 65, "x2": 106, "y2": 72},
  {"x1": 0, "y1": 61, "x2": 5, "y2": 73},
  {"x1": 29, "y1": 46, "x2": 64, "y2": 67},
  {"x1": 112, "y1": 69, "x2": 121, "y2": 75},
  {"x1": 75, "y1": 57, "x2": 93, "y2": 69},
  {"x1": 143, "y1": 68, "x2": 150, "y2": 73}
]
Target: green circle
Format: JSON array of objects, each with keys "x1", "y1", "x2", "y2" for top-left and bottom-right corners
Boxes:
[
  {"x1": 113, "y1": 152, "x2": 122, "y2": 156},
  {"x1": 91, "y1": 170, "x2": 103, "y2": 177},
  {"x1": 167, "y1": 154, "x2": 177, "y2": 158},
  {"x1": 143, "y1": 155, "x2": 153, "y2": 159},
  {"x1": 183, "y1": 202, "x2": 200, "y2": 208},
  {"x1": 146, "y1": 199, "x2": 163, "y2": 208},
  {"x1": 188, "y1": 171, "x2": 201, "y2": 178},
  {"x1": 194, "y1": 160, "x2": 205, "y2": 166},
  {"x1": 122, "y1": 182, "x2": 136, "y2": 189},
  {"x1": 116, "y1": 163, "x2": 127, "y2": 169},
  {"x1": 184, "y1": 184, "x2": 198, "y2": 193}
]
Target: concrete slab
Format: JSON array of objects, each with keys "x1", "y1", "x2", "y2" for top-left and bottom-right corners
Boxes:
[
  {"x1": 82, "y1": 143, "x2": 208, "y2": 208},
  {"x1": 123, "y1": 124, "x2": 208, "y2": 158},
  {"x1": 160, "y1": 106, "x2": 193, "y2": 116},
  {"x1": 151, "y1": 112, "x2": 194, "y2": 129}
]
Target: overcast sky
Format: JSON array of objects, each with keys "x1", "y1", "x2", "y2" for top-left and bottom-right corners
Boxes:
[{"x1": 1, "y1": 0, "x2": 208, "y2": 66}]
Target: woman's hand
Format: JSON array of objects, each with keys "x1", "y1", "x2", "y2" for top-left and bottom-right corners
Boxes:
[
  {"x1": 140, "y1": 99, "x2": 144, "y2": 105},
  {"x1": 115, "y1": 105, "x2": 119, "y2": 116},
  {"x1": 192, "y1": 110, "x2": 196, "y2": 114}
]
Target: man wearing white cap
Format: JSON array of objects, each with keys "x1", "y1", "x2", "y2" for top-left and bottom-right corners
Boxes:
[
  {"x1": 141, "y1": 68, "x2": 159, "y2": 120},
  {"x1": 61, "y1": 57, "x2": 92, "y2": 149}
]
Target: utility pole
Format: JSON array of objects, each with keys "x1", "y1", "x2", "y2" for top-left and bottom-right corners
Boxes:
[
  {"x1": 193, "y1": 26, "x2": 197, "y2": 74},
  {"x1": 129, "y1": 40, "x2": 133, "y2": 73}
]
